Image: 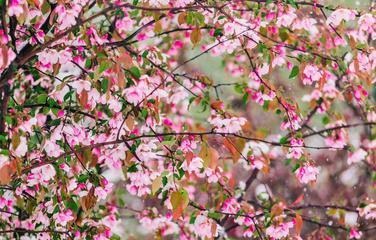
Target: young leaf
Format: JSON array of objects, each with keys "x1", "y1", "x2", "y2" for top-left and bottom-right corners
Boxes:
[
  {"x1": 289, "y1": 66, "x2": 299, "y2": 79},
  {"x1": 170, "y1": 189, "x2": 189, "y2": 220},
  {"x1": 190, "y1": 28, "x2": 201, "y2": 46}
]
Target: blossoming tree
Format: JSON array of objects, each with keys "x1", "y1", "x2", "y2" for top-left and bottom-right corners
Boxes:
[{"x1": 0, "y1": 0, "x2": 375, "y2": 239}]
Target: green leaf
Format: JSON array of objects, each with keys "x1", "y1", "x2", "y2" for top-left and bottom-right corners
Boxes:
[
  {"x1": 262, "y1": 100, "x2": 269, "y2": 111},
  {"x1": 260, "y1": 26, "x2": 267, "y2": 36},
  {"x1": 41, "y1": 1, "x2": 51, "y2": 14},
  {"x1": 66, "y1": 199, "x2": 78, "y2": 213},
  {"x1": 287, "y1": 0, "x2": 298, "y2": 8},
  {"x1": 186, "y1": 12, "x2": 194, "y2": 25},
  {"x1": 162, "y1": 176, "x2": 168, "y2": 186},
  {"x1": 234, "y1": 84, "x2": 244, "y2": 94},
  {"x1": 195, "y1": 12, "x2": 205, "y2": 25},
  {"x1": 279, "y1": 28, "x2": 289, "y2": 42},
  {"x1": 63, "y1": 91, "x2": 74, "y2": 102},
  {"x1": 322, "y1": 116, "x2": 330, "y2": 125},
  {"x1": 0, "y1": 149, "x2": 9, "y2": 156},
  {"x1": 36, "y1": 94, "x2": 48, "y2": 104},
  {"x1": 129, "y1": 66, "x2": 141, "y2": 79},
  {"x1": 285, "y1": 158, "x2": 292, "y2": 166},
  {"x1": 85, "y1": 59, "x2": 92, "y2": 69},
  {"x1": 279, "y1": 136, "x2": 288, "y2": 145},
  {"x1": 77, "y1": 174, "x2": 89, "y2": 183},
  {"x1": 189, "y1": 212, "x2": 197, "y2": 224},
  {"x1": 48, "y1": 119, "x2": 61, "y2": 127},
  {"x1": 213, "y1": 28, "x2": 223, "y2": 37},
  {"x1": 170, "y1": 189, "x2": 189, "y2": 220},
  {"x1": 101, "y1": 79, "x2": 109, "y2": 93},
  {"x1": 289, "y1": 66, "x2": 299, "y2": 79},
  {"x1": 292, "y1": 163, "x2": 300, "y2": 173},
  {"x1": 208, "y1": 211, "x2": 221, "y2": 220},
  {"x1": 127, "y1": 163, "x2": 138, "y2": 173},
  {"x1": 242, "y1": 92, "x2": 249, "y2": 106},
  {"x1": 110, "y1": 234, "x2": 121, "y2": 240},
  {"x1": 98, "y1": 61, "x2": 110, "y2": 74}
]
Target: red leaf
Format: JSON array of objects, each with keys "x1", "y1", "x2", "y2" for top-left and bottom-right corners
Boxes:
[{"x1": 290, "y1": 194, "x2": 304, "y2": 207}]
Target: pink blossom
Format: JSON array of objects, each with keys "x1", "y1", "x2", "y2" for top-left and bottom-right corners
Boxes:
[
  {"x1": 55, "y1": 4, "x2": 81, "y2": 30},
  {"x1": 0, "y1": 154, "x2": 8, "y2": 168},
  {"x1": 347, "y1": 149, "x2": 367, "y2": 165},
  {"x1": 266, "y1": 221, "x2": 294, "y2": 239},
  {"x1": 222, "y1": 198, "x2": 240, "y2": 214},
  {"x1": 327, "y1": 9, "x2": 356, "y2": 27},
  {"x1": 204, "y1": 167, "x2": 222, "y2": 183},
  {"x1": 287, "y1": 138, "x2": 304, "y2": 159},
  {"x1": 53, "y1": 209, "x2": 74, "y2": 226},
  {"x1": 358, "y1": 203, "x2": 376, "y2": 220},
  {"x1": 148, "y1": 0, "x2": 169, "y2": 7},
  {"x1": 276, "y1": 8, "x2": 297, "y2": 27},
  {"x1": 181, "y1": 157, "x2": 203, "y2": 175},
  {"x1": 126, "y1": 170, "x2": 152, "y2": 197},
  {"x1": 30, "y1": 164, "x2": 56, "y2": 185},
  {"x1": 44, "y1": 140, "x2": 64, "y2": 158},
  {"x1": 296, "y1": 165, "x2": 319, "y2": 184},
  {"x1": 173, "y1": 0, "x2": 194, "y2": 7},
  {"x1": 303, "y1": 64, "x2": 321, "y2": 85},
  {"x1": 71, "y1": 80, "x2": 91, "y2": 94},
  {"x1": 243, "y1": 225, "x2": 255, "y2": 238},
  {"x1": 194, "y1": 215, "x2": 218, "y2": 239},
  {"x1": 8, "y1": 0, "x2": 24, "y2": 17},
  {"x1": 349, "y1": 228, "x2": 362, "y2": 239},
  {"x1": 325, "y1": 122, "x2": 347, "y2": 148},
  {"x1": 179, "y1": 138, "x2": 197, "y2": 153},
  {"x1": 116, "y1": 17, "x2": 135, "y2": 35},
  {"x1": 358, "y1": 14, "x2": 375, "y2": 32},
  {"x1": 38, "y1": 49, "x2": 59, "y2": 65},
  {"x1": 209, "y1": 113, "x2": 246, "y2": 133}
]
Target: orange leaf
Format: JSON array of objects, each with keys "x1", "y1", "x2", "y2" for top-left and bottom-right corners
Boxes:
[
  {"x1": 118, "y1": 52, "x2": 133, "y2": 69},
  {"x1": 178, "y1": 13, "x2": 186, "y2": 25},
  {"x1": 318, "y1": 71, "x2": 327, "y2": 91},
  {"x1": 223, "y1": 137, "x2": 245, "y2": 163},
  {"x1": 271, "y1": 203, "x2": 284, "y2": 216},
  {"x1": 295, "y1": 214, "x2": 303, "y2": 235},
  {"x1": 154, "y1": 21, "x2": 162, "y2": 33},
  {"x1": 0, "y1": 160, "x2": 17, "y2": 185},
  {"x1": 170, "y1": 189, "x2": 189, "y2": 220},
  {"x1": 210, "y1": 101, "x2": 224, "y2": 111},
  {"x1": 185, "y1": 151, "x2": 194, "y2": 165},
  {"x1": 152, "y1": 175, "x2": 162, "y2": 195},
  {"x1": 80, "y1": 187, "x2": 97, "y2": 214},
  {"x1": 78, "y1": 90, "x2": 88, "y2": 108},
  {"x1": 190, "y1": 28, "x2": 201, "y2": 46},
  {"x1": 223, "y1": 138, "x2": 239, "y2": 162},
  {"x1": 1, "y1": 46, "x2": 8, "y2": 69}
]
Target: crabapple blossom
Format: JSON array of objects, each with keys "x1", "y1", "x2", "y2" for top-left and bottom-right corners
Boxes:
[
  {"x1": 349, "y1": 228, "x2": 362, "y2": 239},
  {"x1": 194, "y1": 214, "x2": 219, "y2": 239},
  {"x1": 327, "y1": 9, "x2": 356, "y2": 27},
  {"x1": 53, "y1": 210, "x2": 74, "y2": 227},
  {"x1": 265, "y1": 221, "x2": 294, "y2": 239},
  {"x1": 181, "y1": 157, "x2": 203, "y2": 175},
  {"x1": 0, "y1": 0, "x2": 374, "y2": 239},
  {"x1": 296, "y1": 165, "x2": 320, "y2": 184},
  {"x1": 303, "y1": 64, "x2": 321, "y2": 85},
  {"x1": 347, "y1": 148, "x2": 367, "y2": 165}
]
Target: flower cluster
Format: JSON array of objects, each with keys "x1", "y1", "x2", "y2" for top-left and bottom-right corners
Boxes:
[{"x1": 0, "y1": 0, "x2": 374, "y2": 239}]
